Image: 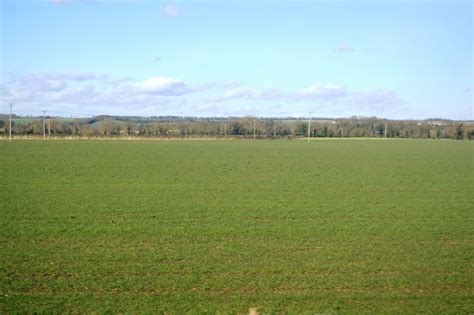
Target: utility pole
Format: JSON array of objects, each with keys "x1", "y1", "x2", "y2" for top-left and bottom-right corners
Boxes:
[
  {"x1": 273, "y1": 123, "x2": 276, "y2": 138},
  {"x1": 253, "y1": 119, "x2": 256, "y2": 141},
  {"x1": 48, "y1": 119, "x2": 51, "y2": 138},
  {"x1": 154, "y1": 122, "x2": 157, "y2": 138},
  {"x1": 384, "y1": 122, "x2": 388, "y2": 138},
  {"x1": 182, "y1": 115, "x2": 187, "y2": 138},
  {"x1": 224, "y1": 124, "x2": 227, "y2": 138},
  {"x1": 42, "y1": 110, "x2": 46, "y2": 139},
  {"x1": 9, "y1": 103, "x2": 12, "y2": 142},
  {"x1": 307, "y1": 111, "x2": 312, "y2": 144}
]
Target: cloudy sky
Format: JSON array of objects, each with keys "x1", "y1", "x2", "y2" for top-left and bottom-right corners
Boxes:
[{"x1": 1, "y1": 0, "x2": 472, "y2": 119}]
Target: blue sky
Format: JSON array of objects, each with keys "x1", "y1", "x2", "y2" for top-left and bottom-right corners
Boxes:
[{"x1": 1, "y1": 0, "x2": 472, "y2": 119}]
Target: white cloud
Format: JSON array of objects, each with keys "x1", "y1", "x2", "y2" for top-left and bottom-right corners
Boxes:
[
  {"x1": 1, "y1": 72, "x2": 201, "y2": 116},
  {"x1": 197, "y1": 80, "x2": 241, "y2": 91},
  {"x1": 224, "y1": 88, "x2": 281, "y2": 100},
  {"x1": 19, "y1": 76, "x2": 68, "y2": 92},
  {"x1": 211, "y1": 87, "x2": 283, "y2": 102},
  {"x1": 133, "y1": 77, "x2": 191, "y2": 96},
  {"x1": 1, "y1": 72, "x2": 406, "y2": 117},
  {"x1": 50, "y1": 0, "x2": 70, "y2": 5},
  {"x1": 335, "y1": 43, "x2": 355, "y2": 53},
  {"x1": 51, "y1": 72, "x2": 99, "y2": 81},
  {"x1": 295, "y1": 84, "x2": 404, "y2": 115},
  {"x1": 20, "y1": 72, "x2": 98, "y2": 83},
  {"x1": 160, "y1": 4, "x2": 180, "y2": 17},
  {"x1": 299, "y1": 83, "x2": 347, "y2": 99},
  {"x1": 211, "y1": 83, "x2": 402, "y2": 111},
  {"x1": 348, "y1": 89, "x2": 401, "y2": 108},
  {"x1": 210, "y1": 82, "x2": 404, "y2": 117}
]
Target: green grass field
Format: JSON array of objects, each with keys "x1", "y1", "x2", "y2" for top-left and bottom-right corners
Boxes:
[{"x1": 0, "y1": 139, "x2": 473, "y2": 313}]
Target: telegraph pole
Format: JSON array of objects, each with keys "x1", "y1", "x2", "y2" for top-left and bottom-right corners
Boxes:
[
  {"x1": 154, "y1": 122, "x2": 157, "y2": 138},
  {"x1": 224, "y1": 124, "x2": 227, "y2": 138},
  {"x1": 42, "y1": 110, "x2": 46, "y2": 139},
  {"x1": 307, "y1": 111, "x2": 312, "y2": 144},
  {"x1": 48, "y1": 119, "x2": 51, "y2": 138},
  {"x1": 9, "y1": 103, "x2": 12, "y2": 142},
  {"x1": 384, "y1": 122, "x2": 388, "y2": 138},
  {"x1": 253, "y1": 119, "x2": 256, "y2": 141},
  {"x1": 182, "y1": 114, "x2": 187, "y2": 138}
]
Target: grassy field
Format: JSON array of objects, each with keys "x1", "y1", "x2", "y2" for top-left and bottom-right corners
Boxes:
[{"x1": 0, "y1": 139, "x2": 472, "y2": 313}]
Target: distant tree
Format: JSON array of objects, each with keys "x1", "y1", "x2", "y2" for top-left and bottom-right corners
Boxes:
[
  {"x1": 322, "y1": 125, "x2": 328, "y2": 137},
  {"x1": 230, "y1": 122, "x2": 245, "y2": 135},
  {"x1": 467, "y1": 129, "x2": 474, "y2": 140},
  {"x1": 451, "y1": 124, "x2": 464, "y2": 140},
  {"x1": 297, "y1": 122, "x2": 307, "y2": 136},
  {"x1": 138, "y1": 123, "x2": 147, "y2": 136}
]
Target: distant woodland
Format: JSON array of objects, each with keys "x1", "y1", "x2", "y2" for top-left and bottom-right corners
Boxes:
[{"x1": 1, "y1": 115, "x2": 473, "y2": 140}]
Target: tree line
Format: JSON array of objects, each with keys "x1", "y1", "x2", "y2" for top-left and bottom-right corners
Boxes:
[{"x1": 0, "y1": 115, "x2": 473, "y2": 140}]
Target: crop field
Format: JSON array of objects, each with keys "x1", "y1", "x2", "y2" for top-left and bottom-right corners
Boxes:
[{"x1": 0, "y1": 139, "x2": 473, "y2": 313}]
